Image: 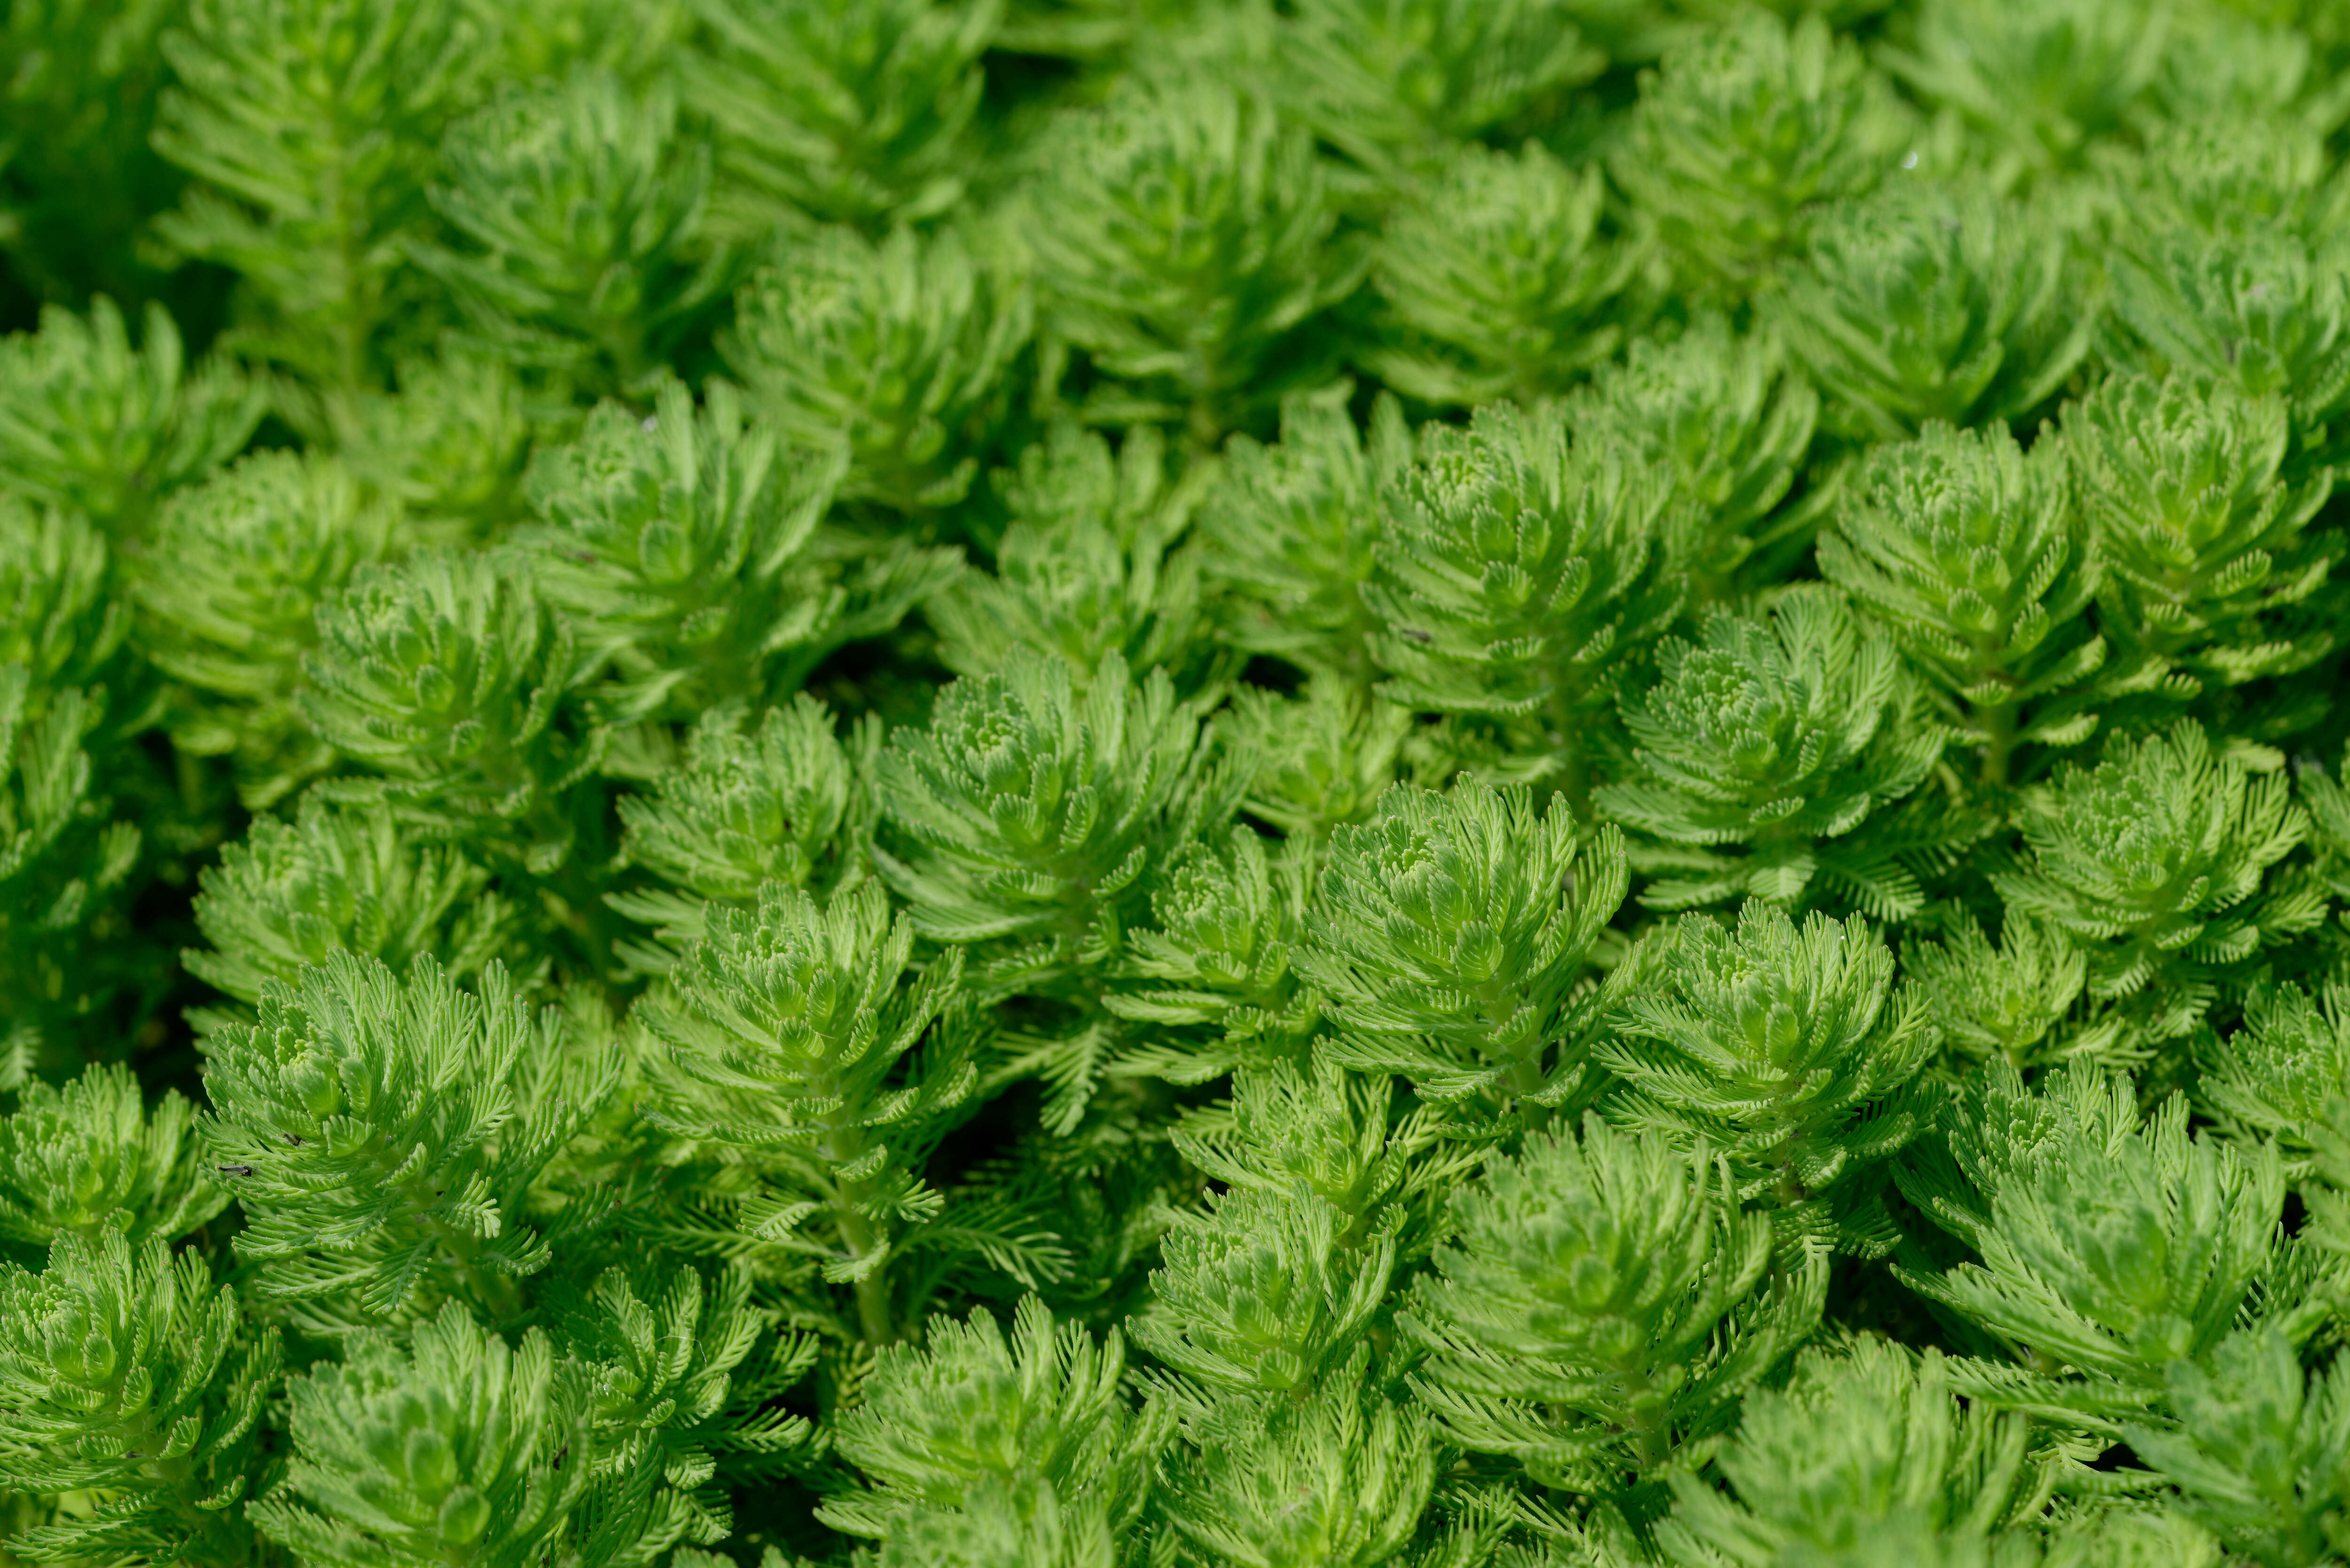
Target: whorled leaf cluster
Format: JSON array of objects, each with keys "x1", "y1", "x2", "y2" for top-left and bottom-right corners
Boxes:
[{"x1": 7, "y1": 1, "x2": 2350, "y2": 1565}]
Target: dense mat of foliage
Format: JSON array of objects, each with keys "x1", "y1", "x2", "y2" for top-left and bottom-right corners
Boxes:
[{"x1": 11, "y1": 0, "x2": 2350, "y2": 1562}]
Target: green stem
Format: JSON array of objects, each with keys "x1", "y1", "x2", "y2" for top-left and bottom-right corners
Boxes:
[
  {"x1": 819, "y1": 1110, "x2": 895, "y2": 1347},
  {"x1": 837, "y1": 1209, "x2": 895, "y2": 1348},
  {"x1": 1506, "y1": 1049, "x2": 1554, "y2": 1134},
  {"x1": 439, "y1": 1227, "x2": 525, "y2": 1321},
  {"x1": 1186, "y1": 396, "x2": 1223, "y2": 458},
  {"x1": 1483, "y1": 973, "x2": 1556, "y2": 1133},
  {"x1": 1184, "y1": 341, "x2": 1230, "y2": 459},
  {"x1": 538, "y1": 788, "x2": 625, "y2": 983},
  {"x1": 385, "y1": 1146, "x2": 527, "y2": 1319},
  {"x1": 473, "y1": 727, "x2": 619, "y2": 983},
  {"x1": 1547, "y1": 687, "x2": 1594, "y2": 820},
  {"x1": 328, "y1": 143, "x2": 374, "y2": 401},
  {"x1": 596, "y1": 313, "x2": 654, "y2": 400},
  {"x1": 1616, "y1": 1361, "x2": 1673, "y2": 1474},
  {"x1": 1978, "y1": 694, "x2": 2018, "y2": 788},
  {"x1": 141, "y1": 1455, "x2": 251, "y2": 1567},
  {"x1": 1346, "y1": 604, "x2": 1384, "y2": 707}
]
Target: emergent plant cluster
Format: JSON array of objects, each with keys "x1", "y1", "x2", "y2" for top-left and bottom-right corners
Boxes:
[{"x1": 8, "y1": 0, "x2": 2350, "y2": 1564}]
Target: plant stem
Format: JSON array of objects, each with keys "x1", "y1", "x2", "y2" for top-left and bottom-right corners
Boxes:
[
  {"x1": 820, "y1": 1109, "x2": 895, "y2": 1346},
  {"x1": 1548, "y1": 686, "x2": 1595, "y2": 819},
  {"x1": 434, "y1": 1216, "x2": 525, "y2": 1320},
  {"x1": 1978, "y1": 693, "x2": 2018, "y2": 788},
  {"x1": 835, "y1": 1201, "x2": 895, "y2": 1347}
]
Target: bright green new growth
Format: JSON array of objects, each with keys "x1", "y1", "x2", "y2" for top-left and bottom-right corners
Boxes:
[
  {"x1": 2123, "y1": 1328, "x2": 2350, "y2": 1568},
  {"x1": 1217, "y1": 677, "x2": 1411, "y2": 845},
  {"x1": 0, "y1": 1063, "x2": 224, "y2": 1251},
  {"x1": 300, "y1": 546, "x2": 600, "y2": 864},
  {"x1": 684, "y1": 0, "x2": 999, "y2": 231},
  {"x1": 1770, "y1": 1512, "x2": 2228, "y2": 1568},
  {"x1": 823, "y1": 1295, "x2": 1154, "y2": 1538},
  {"x1": 1568, "y1": 315, "x2": 1821, "y2": 599},
  {"x1": 1301, "y1": 779, "x2": 1627, "y2": 1114},
  {"x1": 867, "y1": 1482, "x2": 1119, "y2": 1568},
  {"x1": 1992, "y1": 721, "x2": 2319, "y2": 1040},
  {"x1": 2199, "y1": 982, "x2": 2350, "y2": 1267},
  {"x1": 1104, "y1": 826, "x2": 1320, "y2": 1084},
  {"x1": 1598, "y1": 586, "x2": 1945, "y2": 918},
  {"x1": 1882, "y1": 0, "x2": 2169, "y2": 178},
  {"x1": 1364, "y1": 399, "x2": 1681, "y2": 799},
  {"x1": 2107, "y1": 221, "x2": 2350, "y2": 448},
  {"x1": 1899, "y1": 1063, "x2": 2287, "y2": 1420},
  {"x1": 2112, "y1": 112, "x2": 2347, "y2": 244},
  {"x1": 0, "y1": 632, "x2": 148, "y2": 1081},
  {"x1": 1902, "y1": 913, "x2": 2100, "y2": 1072},
  {"x1": 137, "y1": 450, "x2": 396, "y2": 805},
  {"x1": 1201, "y1": 386, "x2": 1406, "y2": 688},
  {"x1": 2060, "y1": 370, "x2": 2341, "y2": 712},
  {"x1": 1364, "y1": 139, "x2": 1645, "y2": 406},
  {"x1": 609, "y1": 694, "x2": 872, "y2": 961},
  {"x1": 519, "y1": 378, "x2": 946, "y2": 726},
  {"x1": 638, "y1": 880, "x2": 970, "y2": 1345},
  {"x1": 1168, "y1": 1061, "x2": 1453, "y2": 1251},
  {"x1": 1602, "y1": 904, "x2": 1935, "y2": 1251},
  {"x1": 1403, "y1": 1114, "x2": 1820, "y2": 1499},
  {"x1": 1617, "y1": 11, "x2": 1911, "y2": 292},
  {"x1": 722, "y1": 222, "x2": 1031, "y2": 512},
  {"x1": 154, "y1": 0, "x2": 487, "y2": 394},
  {"x1": 0, "y1": 497, "x2": 130, "y2": 716},
  {"x1": 1132, "y1": 1181, "x2": 1394, "y2": 1397},
  {"x1": 2195, "y1": 980, "x2": 2350, "y2": 1175},
  {"x1": 250, "y1": 1301, "x2": 596, "y2": 1568},
  {"x1": 1285, "y1": 0, "x2": 1613, "y2": 179},
  {"x1": 927, "y1": 420, "x2": 1214, "y2": 690},
  {"x1": 1156, "y1": 1356, "x2": 1441, "y2": 1568},
  {"x1": 557, "y1": 1261, "x2": 817, "y2": 1543},
  {"x1": 1822, "y1": 423, "x2": 2108, "y2": 785},
  {"x1": 0, "y1": 297, "x2": 263, "y2": 535},
  {"x1": 0, "y1": 1230, "x2": 280, "y2": 1567},
  {"x1": 876, "y1": 647, "x2": 1231, "y2": 965},
  {"x1": 184, "y1": 797, "x2": 515, "y2": 1030},
  {"x1": 13, "y1": 0, "x2": 2350, "y2": 1562},
  {"x1": 1777, "y1": 186, "x2": 2094, "y2": 440},
  {"x1": 331, "y1": 343, "x2": 538, "y2": 541},
  {"x1": 1657, "y1": 1340, "x2": 2046, "y2": 1564},
  {"x1": 0, "y1": 673, "x2": 141, "y2": 1077},
  {"x1": 1026, "y1": 73, "x2": 1365, "y2": 444},
  {"x1": 419, "y1": 66, "x2": 728, "y2": 395},
  {"x1": 201, "y1": 952, "x2": 593, "y2": 1317}
]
